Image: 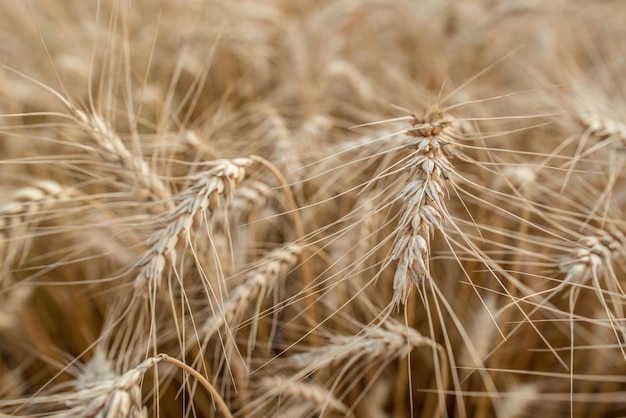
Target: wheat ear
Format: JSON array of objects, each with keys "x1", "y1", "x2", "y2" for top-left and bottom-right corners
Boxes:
[
  {"x1": 133, "y1": 158, "x2": 252, "y2": 294},
  {"x1": 0, "y1": 180, "x2": 76, "y2": 261},
  {"x1": 558, "y1": 225, "x2": 626, "y2": 341},
  {"x1": 390, "y1": 109, "x2": 459, "y2": 308},
  {"x1": 0, "y1": 180, "x2": 75, "y2": 328},
  {"x1": 291, "y1": 320, "x2": 440, "y2": 372},
  {"x1": 71, "y1": 109, "x2": 173, "y2": 208},
  {"x1": 201, "y1": 242, "x2": 302, "y2": 339},
  {"x1": 20, "y1": 353, "x2": 232, "y2": 418},
  {"x1": 559, "y1": 226, "x2": 626, "y2": 286},
  {"x1": 255, "y1": 376, "x2": 353, "y2": 417},
  {"x1": 62, "y1": 356, "x2": 160, "y2": 418}
]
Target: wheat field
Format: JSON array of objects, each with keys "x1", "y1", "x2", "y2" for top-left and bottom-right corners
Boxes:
[{"x1": 1, "y1": 1, "x2": 626, "y2": 417}]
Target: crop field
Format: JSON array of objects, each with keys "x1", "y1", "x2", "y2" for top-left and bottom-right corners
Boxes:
[{"x1": 1, "y1": 1, "x2": 625, "y2": 417}]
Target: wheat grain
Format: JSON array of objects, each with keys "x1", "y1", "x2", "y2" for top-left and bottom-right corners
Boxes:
[
  {"x1": 225, "y1": 180, "x2": 272, "y2": 219},
  {"x1": 557, "y1": 225, "x2": 626, "y2": 344}
]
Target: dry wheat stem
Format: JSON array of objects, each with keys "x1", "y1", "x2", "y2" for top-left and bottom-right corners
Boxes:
[{"x1": 158, "y1": 354, "x2": 233, "y2": 418}]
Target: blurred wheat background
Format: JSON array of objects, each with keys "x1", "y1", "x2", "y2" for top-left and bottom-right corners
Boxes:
[{"x1": 1, "y1": 0, "x2": 626, "y2": 417}]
